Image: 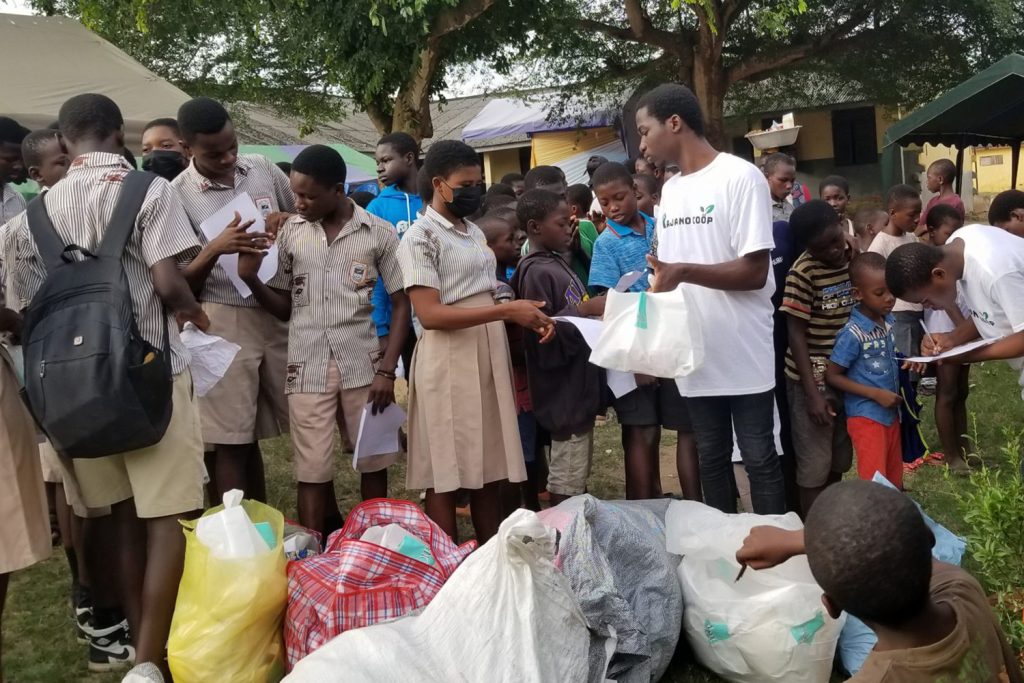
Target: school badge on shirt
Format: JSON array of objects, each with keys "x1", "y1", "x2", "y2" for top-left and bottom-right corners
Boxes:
[
  {"x1": 292, "y1": 274, "x2": 310, "y2": 308},
  {"x1": 254, "y1": 195, "x2": 273, "y2": 217},
  {"x1": 349, "y1": 260, "x2": 369, "y2": 285},
  {"x1": 285, "y1": 363, "x2": 305, "y2": 393}
]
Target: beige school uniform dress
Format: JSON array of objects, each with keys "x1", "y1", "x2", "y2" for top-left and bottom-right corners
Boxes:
[
  {"x1": 5, "y1": 153, "x2": 206, "y2": 519},
  {"x1": 397, "y1": 207, "x2": 526, "y2": 493},
  {"x1": 0, "y1": 344, "x2": 50, "y2": 574},
  {"x1": 172, "y1": 154, "x2": 295, "y2": 445},
  {"x1": 268, "y1": 203, "x2": 404, "y2": 482}
]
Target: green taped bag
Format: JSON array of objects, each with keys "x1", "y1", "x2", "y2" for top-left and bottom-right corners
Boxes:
[{"x1": 168, "y1": 498, "x2": 287, "y2": 683}]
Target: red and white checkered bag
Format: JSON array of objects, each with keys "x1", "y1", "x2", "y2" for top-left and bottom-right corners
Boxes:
[{"x1": 284, "y1": 498, "x2": 476, "y2": 669}]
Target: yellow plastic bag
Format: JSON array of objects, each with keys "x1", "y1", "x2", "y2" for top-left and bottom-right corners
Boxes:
[{"x1": 168, "y1": 499, "x2": 287, "y2": 683}]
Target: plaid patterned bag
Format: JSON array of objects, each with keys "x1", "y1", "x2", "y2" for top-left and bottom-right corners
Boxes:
[{"x1": 284, "y1": 499, "x2": 476, "y2": 669}]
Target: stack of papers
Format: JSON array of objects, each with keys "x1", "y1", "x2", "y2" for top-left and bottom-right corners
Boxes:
[
  {"x1": 554, "y1": 316, "x2": 637, "y2": 398},
  {"x1": 199, "y1": 193, "x2": 278, "y2": 298}
]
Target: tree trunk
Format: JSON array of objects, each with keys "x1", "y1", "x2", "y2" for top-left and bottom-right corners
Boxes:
[{"x1": 690, "y1": 22, "x2": 727, "y2": 149}]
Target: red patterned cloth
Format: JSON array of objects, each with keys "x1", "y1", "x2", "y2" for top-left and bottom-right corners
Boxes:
[{"x1": 284, "y1": 499, "x2": 476, "y2": 669}]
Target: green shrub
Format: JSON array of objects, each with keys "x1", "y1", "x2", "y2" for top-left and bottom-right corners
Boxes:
[{"x1": 951, "y1": 427, "x2": 1024, "y2": 657}]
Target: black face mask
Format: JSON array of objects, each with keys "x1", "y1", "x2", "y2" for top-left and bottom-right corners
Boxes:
[
  {"x1": 142, "y1": 150, "x2": 187, "y2": 181},
  {"x1": 443, "y1": 183, "x2": 484, "y2": 218}
]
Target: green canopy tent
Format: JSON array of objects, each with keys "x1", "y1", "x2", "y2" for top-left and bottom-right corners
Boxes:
[
  {"x1": 882, "y1": 53, "x2": 1024, "y2": 192},
  {"x1": 238, "y1": 144, "x2": 378, "y2": 186}
]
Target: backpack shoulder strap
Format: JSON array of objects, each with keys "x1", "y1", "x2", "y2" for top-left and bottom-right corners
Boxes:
[
  {"x1": 97, "y1": 171, "x2": 158, "y2": 260},
  {"x1": 26, "y1": 193, "x2": 68, "y2": 272}
]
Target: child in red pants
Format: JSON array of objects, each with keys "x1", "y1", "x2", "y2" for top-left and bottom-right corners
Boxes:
[{"x1": 825, "y1": 253, "x2": 926, "y2": 488}]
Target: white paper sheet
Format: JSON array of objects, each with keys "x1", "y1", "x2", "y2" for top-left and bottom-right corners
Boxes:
[
  {"x1": 198, "y1": 193, "x2": 278, "y2": 298},
  {"x1": 904, "y1": 336, "x2": 1001, "y2": 363},
  {"x1": 353, "y1": 402, "x2": 406, "y2": 469},
  {"x1": 554, "y1": 316, "x2": 638, "y2": 398},
  {"x1": 180, "y1": 323, "x2": 241, "y2": 396}
]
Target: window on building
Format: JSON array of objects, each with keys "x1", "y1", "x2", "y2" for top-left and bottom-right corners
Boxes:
[
  {"x1": 980, "y1": 155, "x2": 1004, "y2": 166},
  {"x1": 831, "y1": 107, "x2": 878, "y2": 166}
]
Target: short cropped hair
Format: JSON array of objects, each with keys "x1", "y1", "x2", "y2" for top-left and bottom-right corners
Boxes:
[
  {"x1": 524, "y1": 165, "x2": 564, "y2": 190},
  {"x1": 292, "y1": 144, "x2": 347, "y2": 187},
  {"x1": 481, "y1": 183, "x2": 516, "y2": 213},
  {"x1": 885, "y1": 242, "x2": 944, "y2": 298},
  {"x1": 928, "y1": 158, "x2": 956, "y2": 185},
  {"x1": 633, "y1": 173, "x2": 660, "y2": 196},
  {"x1": 789, "y1": 199, "x2": 840, "y2": 249},
  {"x1": 852, "y1": 207, "x2": 886, "y2": 237},
  {"x1": 848, "y1": 251, "x2": 886, "y2": 288},
  {"x1": 177, "y1": 97, "x2": 230, "y2": 144},
  {"x1": 988, "y1": 189, "x2": 1024, "y2": 226},
  {"x1": 819, "y1": 174, "x2": 850, "y2": 195},
  {"x1": 516, "y1": 188, "x2": 563, "y2": 229},
  {"x1": 348, "y1": 190, "x2": 375, "y2": 208},
  {"x1": 58, "y1": 94, "x2": 123, "y2": 143},
  {"x1": 276, "y1": 161, "x2": 292, "y2": 175},
  {"x1": 590, "y1": 161, "x2": 632, "y2": 190},
  {"x1": 566, "y1": 183, "x2": 594, "y2": 212},
  {"x1": 476, "y1": 212, "x2": 515, "y2": 244},
  {"x1": 377, "y1": 132, "x2": 419, "y2": 159},
  {"x1": 805, "y1": 480, "x2": 933, "y2": 627},
  {"x1": 422, "y1": 139, "x2": 480, "y2": 181},
  {"x1": 143, "y1": 117, "x2": 180, "y2": 136},
  {"x1": 417, "y1": 165, "x2": 434, "y2": 204},
  {"x1": 887, "y1": 184, "x2": 920, "y2": 209},
  {"x1": 21, "y1": 129, "x2": 61, "y2": 168},
  {"x1": 636, "y1": 83, "x2": 705, "y2": 138},
  {"x1": 500, "y1": 172, "x2": 524, "y2": 185},
  {"x1": 586, "y1": 155, "x2": 609, "y2": 177},
  {"x1": 925, "y1": 203, "x2": 963, "y2": 231},
  {"x1": 762, "y1": 152, "x2": 795, "y2": 177},
  {"x1": 0, "y1": 116, "x2": 30, "y2": 146}
]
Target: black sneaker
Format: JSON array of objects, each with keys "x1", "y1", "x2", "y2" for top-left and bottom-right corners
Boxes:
[
  {"x1": 88, "y1": 619, "x2": 135, "y2": 673},
  {"x1": 75, "y1": 603, "x2": 93, "y2": 644}
]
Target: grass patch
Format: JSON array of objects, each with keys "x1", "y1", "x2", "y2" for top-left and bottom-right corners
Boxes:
[{"x1": 5, "y1": 363, "x2": 1022, "y2": 682}]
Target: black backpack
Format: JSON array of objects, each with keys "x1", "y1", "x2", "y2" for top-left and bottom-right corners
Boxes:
[{"x1": 22, "y1": 171, "x2": 174, "y2": 459}]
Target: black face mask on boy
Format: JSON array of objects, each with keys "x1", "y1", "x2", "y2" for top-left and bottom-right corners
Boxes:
[
  {"x1": 142, "y1": 150, "x2": 188, "y2": 181},
  {"x1": 442, "y1": 182, "x2": 484, "y2": 219}
]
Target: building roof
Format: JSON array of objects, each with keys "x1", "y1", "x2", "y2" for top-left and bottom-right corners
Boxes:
[{"x1": 724, "y1": 74, "x2": 868, "y2": 118}]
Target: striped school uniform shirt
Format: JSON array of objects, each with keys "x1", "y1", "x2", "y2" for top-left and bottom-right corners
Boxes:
[
  {"x1": 0, "y1": 184, "x2": 27, "y2": 306},
  {"x1": 397, "y1": 206, "x2": 496, "y2": 304},
  {"x1": 267, "y1": 202, "x2": 403, "y2": 394},
  {"x1": 779, "y1": 251, "x2": 855, "y2": 383},
  {"x1": 4, "y1": 153, "x2": 201, "y2": 374},
  {"x1": 171, "y1": 153, "x2": 296, "y2": 307}
]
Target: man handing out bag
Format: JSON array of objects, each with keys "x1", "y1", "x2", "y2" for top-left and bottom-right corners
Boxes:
[{"x1": 636, "y1": 83, "x2": 785, "y2": 515}]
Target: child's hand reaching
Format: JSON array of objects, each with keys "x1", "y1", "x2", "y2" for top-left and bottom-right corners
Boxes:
[
  {"x1": 901, "y1": 359, "x2": 928, "y2": 376},
  {"x1": 237, "y1": 249, "x2": 266, "y2": 283},
  {"x1": 735, "y1": 526, "x2": 805, "y2": 570},
  {"x1": 873, "y1": 389, "x2": 903, "y2": 409},
  {"x1": 504, "y1": 300, "x2": 556, "y2": 343},
  {"x1": 577, "y1": 295, "x2": 606, "y2": 318}
]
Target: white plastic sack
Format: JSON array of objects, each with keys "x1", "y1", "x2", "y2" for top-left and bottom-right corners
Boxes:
[
  {"x1": 589, "y1": 286, "x2": 703, "y2": 378},
  {"x1": 195, "y1": 489, "x2": 271, "y2": 559},
  {"x1": 284, "y1": 509, "x2": 589, "y2": 683},
  {"x1": 666, "y1": 500, "x2": 844, "y2": 683},
  {"x1": 180, "y1": 323, "x2": 241, "y2": 396}
]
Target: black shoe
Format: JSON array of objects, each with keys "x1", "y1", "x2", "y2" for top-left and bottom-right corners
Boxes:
[
  {"x1": 75, "y1": 602, "x2": 93, "y2": 644},
  {"x1": 88, "y1": 619, "x2": 135, "y2": 672}
]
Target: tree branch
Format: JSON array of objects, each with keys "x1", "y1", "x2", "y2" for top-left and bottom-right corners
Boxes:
[
  {"x1": 430, "y1": 0, "x2": 496, "y2": 38},
  {"x1": 725, "y1": 9, "x2": 874, "y2": 85},
  {"x1": 721, "y1": 0, "x2": 755, "y2": 30},
  {"x1": 579, "y1": 8, "x2": 690, "y2": 54}
]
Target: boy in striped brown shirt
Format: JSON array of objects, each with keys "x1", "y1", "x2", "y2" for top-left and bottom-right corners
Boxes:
[{"x1": 780, "y1": 200, "x2": 856, "y2": 516}]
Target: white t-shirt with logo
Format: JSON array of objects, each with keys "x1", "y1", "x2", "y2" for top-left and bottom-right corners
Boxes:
[
  {"x1": 656, "y1": 152, "x2": 776, "y2": 397},
  {"x1": 952, "y1": 224, "x2": 1024, "y2": 391}
]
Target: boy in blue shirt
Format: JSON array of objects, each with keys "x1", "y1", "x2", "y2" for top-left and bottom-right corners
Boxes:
[
  {"x1": 827, "y1": 253, "x2": 924, "y2": 489},
  {"x1": 589, "y1": 161, "x2": 701, "y2": 502},
  {"x1": 367, "y1": 132, "x2": 422, "y2": 370}
]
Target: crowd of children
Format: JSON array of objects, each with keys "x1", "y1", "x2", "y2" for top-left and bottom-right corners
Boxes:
[{"x1": 1, "y1": 80, "x2": 1024, "y2": 683}]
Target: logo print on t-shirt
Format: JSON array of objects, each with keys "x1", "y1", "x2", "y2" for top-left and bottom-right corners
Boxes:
[{"x1": 663, "y1": 204, "x2": 715, "y2": 228}]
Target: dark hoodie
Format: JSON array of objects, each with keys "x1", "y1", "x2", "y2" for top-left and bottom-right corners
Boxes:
[{"x1": 510, "y1": 250, "x2": 608, "y2": 439}]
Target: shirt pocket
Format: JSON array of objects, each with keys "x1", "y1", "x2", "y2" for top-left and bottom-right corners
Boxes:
[{"x1": 860, "y1": 345, "x2": 893, "y2": 379}]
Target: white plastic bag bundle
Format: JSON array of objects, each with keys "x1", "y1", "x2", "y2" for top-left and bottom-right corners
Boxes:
[
  {"x1": 666, "y1": 501, "x2": 844, "y2": 683},
  {"x1": 195, "y1": 489, "x2": 271, "y2": 559},
  {"x1": 284, "y1": 509, "x2": 589, "y2": 683},
  {"x1": 589, "y1": 286, "x2": 703, "y2": 378}
]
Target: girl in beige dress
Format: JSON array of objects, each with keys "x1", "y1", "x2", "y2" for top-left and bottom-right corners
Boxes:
[
  {"x1": 0, "y1": 311, "x2": 51, "y2": 676},
  {"x1": 398, "y1": 141, "x2": 555, "y2": 543}
]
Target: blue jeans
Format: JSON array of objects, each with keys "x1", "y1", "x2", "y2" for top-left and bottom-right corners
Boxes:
[{"x1": 687, "y1": 390, "x2": 786, "y2": 514}]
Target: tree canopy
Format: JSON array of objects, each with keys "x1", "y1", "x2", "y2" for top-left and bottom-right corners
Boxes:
[{"x1": 32, "y1": 0, "x2": 550, "y2": 140}]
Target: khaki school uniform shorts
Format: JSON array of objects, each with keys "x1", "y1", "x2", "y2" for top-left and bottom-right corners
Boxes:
[
  {"x1": 547, "y1": 430, "x2": 594, "y2": 496},
  {"x1": 288, "y1": 360, "x2": 400, "y2": 483},
  {"x1": 72, "y1": 372, "x2": 205, "y2": 519},
  {"x1": 200, "y1": 303, "x2": 290, "y2": 445},
  {"x1": 39, "y1": 440, "x2": 110, "y2": 518}
]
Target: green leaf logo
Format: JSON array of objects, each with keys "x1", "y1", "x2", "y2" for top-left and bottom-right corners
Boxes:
[{"x1": 704, "y1": 204, "x2": 715, "y2": 215}]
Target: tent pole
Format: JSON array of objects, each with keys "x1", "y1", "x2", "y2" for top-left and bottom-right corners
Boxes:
[
  {"x1": 954, "y1": 144, "x2": 965, "y2": 194},
  {"x1": 1012, "y1": 140, "x2": 1022, "y2": 190}
]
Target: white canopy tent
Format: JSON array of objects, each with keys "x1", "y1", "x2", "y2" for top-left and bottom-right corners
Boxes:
[{"x1": 0, "y1": 13, "x2": 191, "y2": 149}]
